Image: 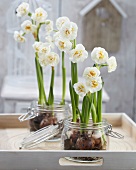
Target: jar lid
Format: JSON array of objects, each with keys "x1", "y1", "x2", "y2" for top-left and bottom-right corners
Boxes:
[{"x1": 20, "y1": 120, "x2": 63, "y2": 149}]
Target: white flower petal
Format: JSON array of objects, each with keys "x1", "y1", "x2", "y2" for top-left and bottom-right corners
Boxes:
[
  {"x1": 53, "y1": 32, "x2": 60, "y2": 41},
  {"x1": 45, "y1": 20, "x2": 53, "y2": 35},
  {"x1": 21, "y1": 20, "x2": 35, "y2": 34},
  {"x1": 16, "y1": 2, "x2": 29, "y2": 17},
  {"x1": 39, "y1": 43, "x2": 51, "y2": 54},
  {"x1": 60, "y1": 21, "x2": 78, "y2": 40},
  {"x1": 31, "y1": 7, "x2": 48, "y2": 23},
  {"x1": 14, "y1": 31, "x2": 26, "y2": 43},
  {"x1": 107, "y1": 56, "x2": 117, "y2": 73},
  {"x1": 45, "y1": 52, "x2": 60, "y2": 67},
  {"x1": 73, "y1": 82, "x2": 88, "y2": 97},
  {"x1": 86, "y1": 77, "x2": 102, "y2": 93},
  {"x1": 32, "y1": 42, "x2": 42, "y2": 52},
  {"x1": 83, "y1": 67, "x2": 100, "y2": 80},
  {"x1": 91, "y1": 47, "x2": 108, "y2": 64},
  {"x1": 55, "y1": 39, "x2": 72, "y2": 52},
  {"x1": 45, "y1": 35, "x2": 54, "y2": 49},
  {"x1": 56, "y1": 17, "x2": 70, "y2": 30},
  {"x1": 38, "y1": 54, "x2": 49, "y2": 67},
  {"x1": 69, "y1": 44, "x2": 88, "y2": 63}
]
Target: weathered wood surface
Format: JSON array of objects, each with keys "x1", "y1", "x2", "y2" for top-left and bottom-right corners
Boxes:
[
  {"x1": 83, "y1": 0, "x2": 122, "y2": 52},
  {"x1": 0, "y1": 113, "x2": 136, "y2": 170},
  {"x1": 0, "y1": 113, "x2": 135, "y2": 151}
]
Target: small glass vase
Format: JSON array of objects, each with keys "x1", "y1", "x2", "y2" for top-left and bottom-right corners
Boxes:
[
  {"x1": 61, "y1": 118, "x2": 109, "y2": 162},
  {"x1": 29, "y1": 101, "x2": 70, "y2": 132}
]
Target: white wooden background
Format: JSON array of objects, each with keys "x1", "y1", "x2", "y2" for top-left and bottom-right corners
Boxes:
[{"x1": 0, "y1": 0, "x2": 136, "y2": 120}]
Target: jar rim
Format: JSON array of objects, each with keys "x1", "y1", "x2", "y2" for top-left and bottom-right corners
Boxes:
[
  {"x1": 30, "y1": 100, "x2": 70, "y2": 112},
  {"x1": 64, "y1": 118, "x2": 109, "y2": 130}
]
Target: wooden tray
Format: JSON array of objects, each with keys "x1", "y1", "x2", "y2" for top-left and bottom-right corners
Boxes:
[{"x1": 0, "y1": 113, "x2": 136, "y2": 170}]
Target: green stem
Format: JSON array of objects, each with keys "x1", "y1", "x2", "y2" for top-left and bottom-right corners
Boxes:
[
  {"x1": 70, "y1": 39, "x2": 79, "y2": 121},
  {"x1": 94, "y1": 92, "x2": 97, "y2": 109},
  {"x1": 91, "y1": 103, "x2": 97, "y2": 123},
  {"x1": 35, "y1": 53, "x2": 47, "y2": 104},
  {"x1": 97, "y1": 88, "x2": 102, "y2": 122},
  {"x1": 36, "y1": 22, "x2": 46, "y2": 41},
  {"x1": 35, "y1": 57, "x2": 41, "y2": 103},
  {"x1": 69, "y1": 81, "x2": 76, "y2": 122},
  {"x1": 61, "y1": 51, "x2": 66, "y2": 105},
  {"x1": 48, "y1": 67, "x2": 55, "y2": 105}
]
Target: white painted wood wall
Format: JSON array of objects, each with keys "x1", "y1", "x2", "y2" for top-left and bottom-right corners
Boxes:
[{"x1": 0, "y1": 0, "x2": 136, "y2": 120}]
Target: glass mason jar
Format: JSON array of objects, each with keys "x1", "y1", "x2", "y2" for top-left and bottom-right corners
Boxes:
[
  {"x1": 29, "y1": 101, "x2": 71, "y2": 132},
  {"x1": 61, "y1": 118, "x2": 109, "y2": 162}
]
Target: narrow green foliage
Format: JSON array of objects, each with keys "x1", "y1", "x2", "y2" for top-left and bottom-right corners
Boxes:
[
  {"x1": 48, "y1": 67, "x2": 55, "y2": 105},
  {"x1": 93, "y1": 92, "x2": 97, "y2": 109},
  {"x1": 35, "y1": 55, "x2": 47, "y2": 105},
  {"x1": 69, "y1": 81, "x2": 76, "y2": 122},
  {"x1": 97, "y1": 88, "x2": 102, "y2": 122},
  {"x1": 91, "y1": 103, "x2": 97, "y2": 123},
  {"x1": 61, "y1": 51, "x2": 66, "y2": 105}
]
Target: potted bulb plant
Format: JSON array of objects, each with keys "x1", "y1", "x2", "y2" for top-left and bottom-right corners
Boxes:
[
  {"x1": 58, "y1": 18, "x2": 118, "y2": 161},
  {"x1": 14, "y1": 2, "x2": 71, "y2": 131}
]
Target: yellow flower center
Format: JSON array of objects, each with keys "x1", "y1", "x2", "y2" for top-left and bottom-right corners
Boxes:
[
  {"x1": 99, "y1": 51, "x2": 104, "y2": 59},
  {"x1": 36, "y1": 12, "x2": 43, "y2": 17},
  {"x1": 59, "y1": 41, "x2": 65, "y2": 49},
  {"x1": 77, "y1": 85, "x2": 85, "y2": 92},
  {"x1": 91, "y1": 80, "x2": 98, "y2": 88},
  {"x1": 48, "y1": 56, "x2": 55, "y2": 63},
  {"x1": 42, "y1": 48, "x2": 47, "y2": 53},
  {"x1": 18, "y1": 35, "x2": 24, "y2": 41},
  {"x1": 65, "y1": 29, "x2": 70, "y2": 35},
  {"x1": 35, "y1": 47, "x2": 40, "y2": 52},
  {"x1": 25, "y1": 25, "x2": 31, "y2": 30},
  {"x1": 21, "y1": 7, "x2": 27, "y2": 13},
  {"x1": 89, "y1": 71, "x2": 96, "y2": 77},
  {"x1": 74, "y1": 50, "x2": 83, "y2": 58}
]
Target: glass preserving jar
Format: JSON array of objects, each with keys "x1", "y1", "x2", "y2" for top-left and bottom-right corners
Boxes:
[{"x1": 29, "y1": 101, "x2": 71, "y2": 132}]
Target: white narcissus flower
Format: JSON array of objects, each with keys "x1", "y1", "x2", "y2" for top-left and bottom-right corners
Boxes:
[
  {"x1": 21, "y1": 20, "x2": 36, "y2": 34},
  {"x1": 33, "y1": 42, "x2": 50, "y2": 54},
  {"x1": 45, "y1": 52, "x2": 60, "y2": 67},
  {"x1": 53, "y1": 32, "x2": 60, "y2": 41},
  {"x1": 14, "y1": 31, "x2": 26, "y2": 43},
  {"x1": 86, "y1": 77, "x2": 102, "y2": 93},
  {"x1": 56, "y1": 17, "x2": 70, "y2": 30},
  {"x1": 45, "y1": 32, "x2": 60, "y2": 49},
  {"x1": 45, "y1": 20, "x2": 53, "y2": 35},
  {"x1": 31, "y1": 7, "x2": 48, "y2": 23},
  {"x1": 107, "y1": 56, "x2": 117, "y2": 73},
  {"x1": 45, "y1": 36, "x2": 55, "y2": 49},
  {"x1": 38, "y1": 54, "x2": 49, "y2": 67},
  {"x1": 69, "y1": 44, "x2": 88, "y2": 63},
  {"x1": 16, "y1": 2, "x2": 29, "y2": 17},
  {"x1": 91, "y1": 47, "x2": 108, "y2": 64},
  {"x1": 60, "y1": 22, "x2": 78, "y2": 40},
  {"x1": 73, "y1": 82, "x2": 88, "y2": 97},
  {"x1": 32, "y1": 42, "x2": 42, "y2": 52},
  {"x1": 70, "y1": 22, "x2": 78, "y2": 40},
  {"x1": 83, "y1": 67, "x2": 100, "y2": 81},
  {"x1": 39, "y1": 43, "x2": 51, "y2": 54},
  {"x1": 55, "y1": 39, "x2": 72, "y2": 52}
]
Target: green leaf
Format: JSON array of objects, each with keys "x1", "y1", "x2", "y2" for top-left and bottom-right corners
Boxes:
[
  {"x1": 69, "y1": 81, "x2": 76, "y2": 122},
  {"x1": 97, "y1": 88, "x2": 102, "y2": 122},
  {"x1": 91, "y1": 103, "x2": 97, "y2": 123}
]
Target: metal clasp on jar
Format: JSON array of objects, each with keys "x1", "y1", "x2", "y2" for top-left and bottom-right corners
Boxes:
[{"x1": 106, "y1": 124, "x2": 124, "y2": 139}]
